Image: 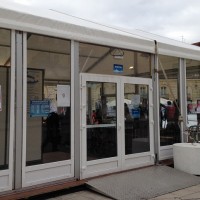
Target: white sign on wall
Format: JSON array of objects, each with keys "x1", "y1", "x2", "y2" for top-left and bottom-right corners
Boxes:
[
  {"x1": 57, "y1": 85, "x2": 70, "y2": 107},
  {"x1": 0, "y1": 85, "x2": 2, "y2": 111}
]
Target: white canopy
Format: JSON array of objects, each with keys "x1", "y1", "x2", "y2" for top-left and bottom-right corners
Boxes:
[
  {"x1": 132, "y1": 29, "x2": 200, "y2": 60},
  {"x1": 0, "y1": 2, "x2": 154, "y2": 53},
  {"x1": 0, "y1": 1, "x2": 200, "y2": 60}
]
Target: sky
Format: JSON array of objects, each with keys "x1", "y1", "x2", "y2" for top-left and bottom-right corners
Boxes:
[{"x1": 3, "y1": 0, "x2": 200, "y2": 44}]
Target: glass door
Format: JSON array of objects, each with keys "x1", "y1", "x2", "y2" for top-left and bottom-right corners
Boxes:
[
  {"x1": 80, "y1": 74, "x2": 154, "y2": 179},
  {"x1": 81, "y1": 74, "x2": 121, "y2": 179},
  {"x1": 86, "y1": 81, "x2": 117, "y2": 161},
  {"x1": 124, "y1": 83, "x2": 150, "y2": 154},
  {"x1": 121, "y1": 77, "x2": 154, "y2": 170}
]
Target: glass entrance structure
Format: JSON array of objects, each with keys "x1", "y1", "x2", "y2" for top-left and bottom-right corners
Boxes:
[{"x1": 0, "y1": 2, "x2": 200, "y2": 195}]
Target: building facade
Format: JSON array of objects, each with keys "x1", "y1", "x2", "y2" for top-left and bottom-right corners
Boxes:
[{"x1": 0, "y1": 2, "x2": 200, "y2": 194}]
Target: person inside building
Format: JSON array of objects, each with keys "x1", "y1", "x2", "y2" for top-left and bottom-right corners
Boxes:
[
  {"x1": 196, "y1": 100, "x2": 200, "y2": 125},
  {"x1": 124, "y1": 103, "x2": 132, "y2": 120},
  {"x1": 166, "y1": 100, "x2": 175, "y2": 123},
  {"x1": 43, "y1": 112, "x2": 60, "y2": 152},
  {"x1": 160, "y1": 103, "x2": 167, "y2": 129},
  {"x1": 92, "y1": 110, "x2": 98, "y2": 124}
]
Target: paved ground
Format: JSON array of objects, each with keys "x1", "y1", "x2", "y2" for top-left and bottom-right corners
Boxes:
[
  {"x1": 150, "y1": 184, "x2": 200, "y2": 200},
  {"x1": 46, "y1": 184, "x2": 200, "y2": 200}
]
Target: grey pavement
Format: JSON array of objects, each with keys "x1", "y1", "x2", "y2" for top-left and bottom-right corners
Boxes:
[{"x1": 47, "y1": 184, "x2": 200, "y2": 200}]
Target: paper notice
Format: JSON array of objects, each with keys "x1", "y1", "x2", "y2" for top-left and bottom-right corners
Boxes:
[
  {"x1": 57, "y1": 85, "x2": 70, "y2": 107},
  {"x1": 131, "y1": 94, "x2": 140, "y2": 107}
]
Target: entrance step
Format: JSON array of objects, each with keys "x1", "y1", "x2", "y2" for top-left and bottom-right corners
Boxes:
[{"x1": 86, "y1": 166, "x2": 200, "y2": 200}]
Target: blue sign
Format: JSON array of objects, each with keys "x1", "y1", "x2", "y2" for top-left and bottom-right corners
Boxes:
[
  {"x1": 113, "y1": 64, "x2": 123, "y2": 73},
  {"x1": 30, "y1": 100, "x2": 50, "y2": 117},
  {"x1": 132, "y1": 108, "x2": 140, "y2": 119}
]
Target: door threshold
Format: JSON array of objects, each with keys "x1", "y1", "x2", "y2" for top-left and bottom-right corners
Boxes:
[{"x1": 0, "y1": 179, "x2": 86, "y2": 200}]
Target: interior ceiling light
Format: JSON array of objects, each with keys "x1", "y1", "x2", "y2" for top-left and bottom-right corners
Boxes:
[
  {"x1": 110, "y1": 48, "x2": 124, "y2": 59},
  {"x1": 129, "y1": 66, "x2": 134, "y2": 69}
]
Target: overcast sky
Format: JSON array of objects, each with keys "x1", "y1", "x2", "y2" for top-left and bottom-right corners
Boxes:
[{"x1": 4, "y1": 0, "x2": 200, "y2": 44}]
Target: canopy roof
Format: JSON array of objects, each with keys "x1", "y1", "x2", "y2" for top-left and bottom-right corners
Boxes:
[{"x1": 0, "y1": 1, "x2": 200, "y2": 60}]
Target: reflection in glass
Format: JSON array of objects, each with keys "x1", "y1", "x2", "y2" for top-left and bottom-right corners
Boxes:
[
  {"x1": 26, "y1": 34, "x2": 71, "y2": 166},
  {"x1": 186, "y1": 59, "x2": 200, "y2": 128},
  {"x1": 0, "y1": 29, "x2": 11, "y2": 170},
  {"x1": 124, "y1": 83, "x2": 150, "y2": 154},
  {"x1": 86, "y1": 82, "x2": 117, "y2": 161},
  {"x1": 159, "y1": 55, "x2": 181, "y2": 146}
]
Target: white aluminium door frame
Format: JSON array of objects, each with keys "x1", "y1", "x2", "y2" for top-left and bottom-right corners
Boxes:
[
  {"x1": 80, "y1": 73, "x2": 154, "y2": 179},
  {"x1": 22, "y1": 33, "x2": 74, "y2": 187},
  {"x1": 120, "y1": 76, "x2": 155, "y2": 170},
  {"x1": 0, "y1": 30, "x2": 15, "y2": 192},
  {"x1": 80, "y1": 74, "x2": 121, "y2": 179}
]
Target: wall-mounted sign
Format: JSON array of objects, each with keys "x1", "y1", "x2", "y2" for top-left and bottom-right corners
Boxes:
[
  {"x1": 30, "y1": 100, "x2": 50, "y2": 117},
  {"x1": 0, "y1": 85, "x2": 2, "y2": 111},
  {"x1": 113, "y1": 64, "x2": 123, "y2": 73}
]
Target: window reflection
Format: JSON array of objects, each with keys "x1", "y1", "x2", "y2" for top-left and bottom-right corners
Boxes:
[
  {"x1": 159, "y1": 55, "x2": 181, "y2": 146},
  {"x1": 86, "y1": 82, "x2": 117, "y2": 161},
  {"x1": 26, "y1": 34, "x2": 71, "y2": 166},
  {"x1": 0, "y1": 29, "x2": 11, "y2": 170},
  {"x1": 186, "y1": 59, "x2": 200, "y2": 127},
  {"x1": 124, "y1": 83, "x2": 150, "y2": 154}
]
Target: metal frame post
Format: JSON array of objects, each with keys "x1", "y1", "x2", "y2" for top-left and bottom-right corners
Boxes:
[
  {"x1": 152, "y1": 52, "x2": 160, "y2": 163},
  {"x1": 179, "y1": 58, "x2": 187, "y2": 142},
  {"x1": 72, "y1": 41, "x2": 80, "y2": 180},
  {"x1": 14, "y1": 31, "x2": 23, "y2": 189}
]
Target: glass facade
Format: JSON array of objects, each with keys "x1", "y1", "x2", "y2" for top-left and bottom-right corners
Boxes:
[
  {"x1": 1, "y1": 22, "x2": 199, "y2": 191},
  {"x1": 186, "y1": 59, "x2": 200, "y2": 128},
  {"x1": 159, "y1": 55, "x2": 181, "y2": 146},
  {"x1": 26, "y1": 34, "x2": 71, "y2": 165},
  {"x1": 0, "y1": 29, "x2": 11, "y2": 170},
  {"x1": 79, "y1": 43, "x2": 151, "y2": 78}
]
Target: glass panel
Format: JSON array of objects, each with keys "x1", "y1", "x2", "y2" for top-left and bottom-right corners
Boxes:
[
  {"x1": 86, "y1": 82, "x2": 117, "y2": 161},
  {"x1": 79, "y1": 43, "x2": 151, "y2": 78},
  {"x1": 159, "y1": 55, "x2": 181, "y2": 146},
  {"x1": 124, "y1": 83, "x2": 150, "y2": 154},
  {"x1": 0, "y1": 28, "x2": 11, "y2": 170},
  {"x1": 186, "y1": 59, "x2": 200, "y2": 127},
  {"x1": 26, "y1": 34, "x2": 71, "y2": 166}
]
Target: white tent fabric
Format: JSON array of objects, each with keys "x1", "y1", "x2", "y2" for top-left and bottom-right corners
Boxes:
[
  {"x1": 0, "y1": 1, "x2": 200, "y2": 60},
  {"x1": 0, "y1": 2, "x2": 154, "y2": 53},
  {"x1": 131, "y1": 29, "x2": 200, "y2": 60}
]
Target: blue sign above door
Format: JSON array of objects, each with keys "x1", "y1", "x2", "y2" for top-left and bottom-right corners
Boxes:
[{"x1": 113, "y1": 64, "x2": 123, "y2": 73}]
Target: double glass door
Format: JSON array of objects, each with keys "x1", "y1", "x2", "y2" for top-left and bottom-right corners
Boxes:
[{"x1": 80, "y1": 74, "x2": 154, "y2": 179}]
